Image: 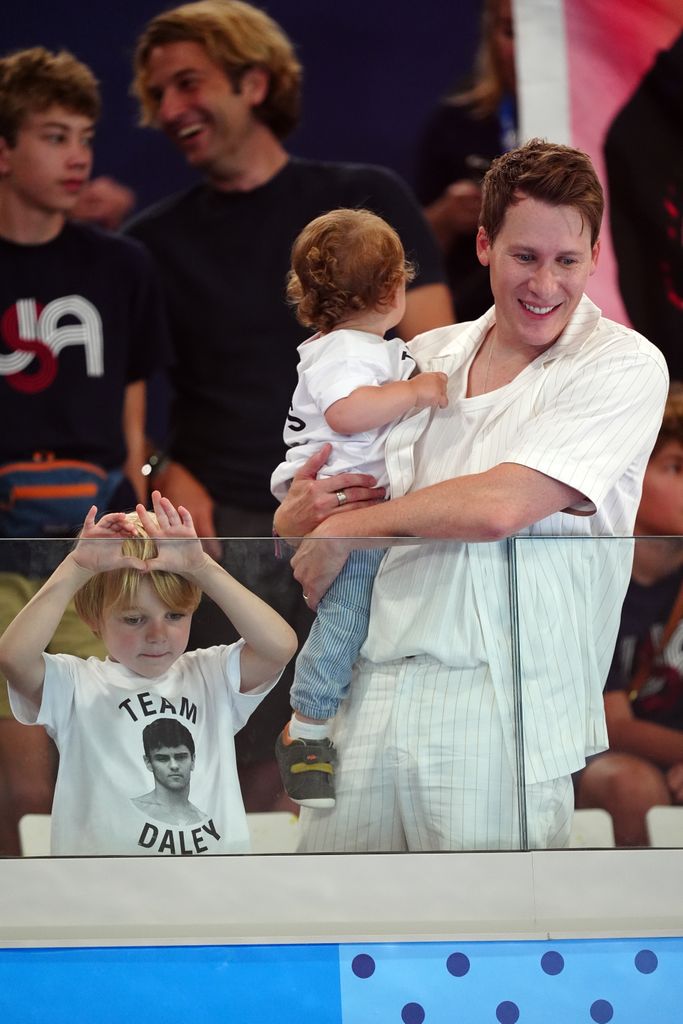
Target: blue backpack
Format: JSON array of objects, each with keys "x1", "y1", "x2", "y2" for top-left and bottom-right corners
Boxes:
[{"x1": 0, "y1": 454, "x2": 124, "y2": 537}]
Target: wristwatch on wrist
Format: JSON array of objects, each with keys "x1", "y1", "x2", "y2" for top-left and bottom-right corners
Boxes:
[{"x1": 143, "y1": 451, "x2": 170, "y2": 482}]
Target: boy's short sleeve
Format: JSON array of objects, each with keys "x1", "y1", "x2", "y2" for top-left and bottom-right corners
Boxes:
[
  {"x1": 303, "y1": 334, "x2": 408, "y2": 414},
  {"x1": 8, "y1": 653, "x2": 76, "y2": 737},
  {"x1": 197, "y1": 640, "x2": 282, "y2": 734},
  {"x1": 505, "y1": 344, "x2": 668, "y2": 512}
]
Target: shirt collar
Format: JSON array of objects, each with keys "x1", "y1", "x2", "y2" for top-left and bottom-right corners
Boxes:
[{"x1": 413, "y1": 294, "x2": 603, "y2": 377}]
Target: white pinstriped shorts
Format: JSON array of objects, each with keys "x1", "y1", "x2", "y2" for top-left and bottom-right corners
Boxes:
[{"x1": 297, "y1": 655, "x2": 574, "y2": 852}]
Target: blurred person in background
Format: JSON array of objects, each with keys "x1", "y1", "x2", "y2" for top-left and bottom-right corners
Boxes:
[{"x1": 414, "y1": 0, "x2": 517, "y2": 321}]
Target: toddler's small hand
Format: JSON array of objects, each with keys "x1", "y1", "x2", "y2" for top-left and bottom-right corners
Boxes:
[{"x1": 411, "y1": 371, "x2": 449, "y2": 410}]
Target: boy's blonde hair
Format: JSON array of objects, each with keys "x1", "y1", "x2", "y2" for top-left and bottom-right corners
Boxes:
[
  {"x1": 286, "y1": 208, "x2": 415, "y2": 334},
  {"x1": 74, "y1": 512, "x2": 202, "y2": 629},
  {"x1": 132, "y1": 0, "x2": 302, "y2": 139},
  {"x1": 0, "y1": 47, "x2": 100, "y2": 146}
]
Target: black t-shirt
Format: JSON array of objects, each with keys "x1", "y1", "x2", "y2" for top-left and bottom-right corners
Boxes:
[
  {"x1": 0, "y1": 222, "x2": 167, "y2": 469},
  {"x1": 127, "y1": 157, "x2": 446, "y2": 512},
  {"x1": 605, "y1": 565, "x2": 683, "y2": 730},
  {"x1": 413, "y1": 100, "x2": 502, "y2": 322}
]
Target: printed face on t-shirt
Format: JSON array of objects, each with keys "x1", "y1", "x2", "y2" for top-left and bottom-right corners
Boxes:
[
  {"x1": 98, "y1": 577, "x2": 192, "y2": 679},
  {"x1": 144, "y1": 744, "x2": 195, "y2": 791}
]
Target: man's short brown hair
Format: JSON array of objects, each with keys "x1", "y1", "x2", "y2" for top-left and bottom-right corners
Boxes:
[
  {"x1": 133, "y1": 0, "x2": 302, "y2": 139},
  {"x1": 0, "y1": 47, "x2": 99, "y2": 146},
  {"x1": 286, "y1": 208, "x2": 415, "y2": 334},
  {"x1": 480, "y1": 138, "x2": 604, "y2": 247}
]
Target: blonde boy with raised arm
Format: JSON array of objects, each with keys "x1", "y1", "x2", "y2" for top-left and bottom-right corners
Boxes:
[{"x1": 0, "y1": 492, "x2": 297, "y2": 855}]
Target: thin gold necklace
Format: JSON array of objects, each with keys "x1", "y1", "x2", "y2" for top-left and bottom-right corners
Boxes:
[{"x1": 483, "y1": 330, "x2": 496, "y2": 393}]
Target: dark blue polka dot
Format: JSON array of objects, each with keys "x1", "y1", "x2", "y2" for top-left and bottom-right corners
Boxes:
[
  {"x1": 351, "y1": 954, "x2": 375, "y2": 979},
  {"x1": 401, "y1": 1002, "x2": 425, "y2": 1024},
  {"x1": 446, "y1": 952, "x2": 471, "y2": 976},
  {"x1": 635, "y1": 949, "x2": 658, "y2": 974},
  {"x1": 541, "y1": 950, "x2": 565, "y2": 975},
  {"x1": 496, "y1": 1001, "x2": 520, "y2": 1023},
  {"x1": 590, "y1": 1000, "x2": 614, "y2": 1023}
]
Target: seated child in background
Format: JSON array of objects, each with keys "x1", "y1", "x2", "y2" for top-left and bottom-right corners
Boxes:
[
  {"x1": 576, "y1": 383, "x2": 683, "y2": 845},
  {"x1": 0, "y1": 492, "x2": 297, "y2": 855},
  {"x1": 270, "y1": 208, "x2": 448, "y2": 807}
]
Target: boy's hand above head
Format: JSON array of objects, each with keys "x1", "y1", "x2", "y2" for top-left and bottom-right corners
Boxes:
[
  {"x1": 136, "y1": 491, "x2": 210, "y2": 576},
  {"x1": 152, "y1": 460, "x2": 221, "y2": 559},
  {"x1": 71, "y1": 507, "x2": 146, "y2": 575}
]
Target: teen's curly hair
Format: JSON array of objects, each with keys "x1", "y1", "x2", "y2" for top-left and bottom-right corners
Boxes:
[
  {"x1": 286, "y1": 208, "x2": 415, "y2": 334},
  {"x1": 0, "y1": 47, "x2": 99, "y2": 146}
]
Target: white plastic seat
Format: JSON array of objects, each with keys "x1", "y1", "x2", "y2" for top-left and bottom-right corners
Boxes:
[
  {"x1": 645, "y1": 805, "x2": 683, "y2": 847},
  {"x1": 18, "y1": 812, "x2": 51, "y2": 856},
  {"x1": 247, "y1": 811, "x2": 300, "y2": 853},
  {"x1": 568, "y1": 808, "x2": 615, "y2": 848}
]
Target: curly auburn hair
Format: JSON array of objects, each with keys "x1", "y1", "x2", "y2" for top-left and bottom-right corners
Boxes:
[{"x1": 286, "y1": 208, "x2": 415, "y2": 333}]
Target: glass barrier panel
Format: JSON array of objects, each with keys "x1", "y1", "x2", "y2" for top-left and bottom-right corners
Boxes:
[
  {"x1": 0, "y1": 534, "x2": 526, "y2": 857},
  {"x1": 511, "y1": 534, "x2": 683, "y2": 851}
]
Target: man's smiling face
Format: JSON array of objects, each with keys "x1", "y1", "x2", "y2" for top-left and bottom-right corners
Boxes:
[
  {"x1": 477, "y1": 193, "x2": 600, "y2": 357},
  {"x1": 144, "y1": 40, "x2": 264, "y2": 177}
]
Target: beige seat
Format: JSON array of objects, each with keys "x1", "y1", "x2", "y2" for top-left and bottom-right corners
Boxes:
[
  {"x1": 569, "y1": 808, "x2": 615, "y2": 848},
  {"x1": 18, "y1": 812, "x2": 51, "y2": 856},
  {"x1": 247, "y1": 811, "x2": 300, "y2": 853},
  {"x1": 645, "y1": 806, "x2": 683, "y2": 847}
]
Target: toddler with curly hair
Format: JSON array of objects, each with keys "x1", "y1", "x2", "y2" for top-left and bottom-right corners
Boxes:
[{"x1": 271, "y1": 208, "x2": 448, "y2": 808}]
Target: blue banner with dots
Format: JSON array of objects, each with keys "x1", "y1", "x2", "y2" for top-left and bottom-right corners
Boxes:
[
  {"x1": 339, "y1": 939, "x2": 680, "y2": 1023},
  {"x1": 0, "y1": 938, "x2": 681, "y2": 1022}
]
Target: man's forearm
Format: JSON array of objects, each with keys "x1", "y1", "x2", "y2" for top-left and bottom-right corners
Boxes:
[{"x1": 313, "y1": 463, "x2": 581, "y2": 544}]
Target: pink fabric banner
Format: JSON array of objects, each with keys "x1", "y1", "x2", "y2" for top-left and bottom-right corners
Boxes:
[{"x1": 563, "y1": 0, "x2": 682, "y2": 373}]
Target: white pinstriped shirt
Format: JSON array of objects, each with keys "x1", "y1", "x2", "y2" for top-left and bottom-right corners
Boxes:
[{"x1": 362, "y1": 296, "x2": 669, "y2": 781}]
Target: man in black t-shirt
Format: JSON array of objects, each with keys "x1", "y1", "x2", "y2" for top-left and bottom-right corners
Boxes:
[{"x1": 127, "y1": 1, "x2": 452, "y2": 802}]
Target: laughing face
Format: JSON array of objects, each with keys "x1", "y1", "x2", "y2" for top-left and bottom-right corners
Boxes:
[
  {"x1": 476, "y1": 194, "x2": 600, "y2": 357},
  {"x1": 143, "y1": 41, "x2": 268, "y2": 181}
]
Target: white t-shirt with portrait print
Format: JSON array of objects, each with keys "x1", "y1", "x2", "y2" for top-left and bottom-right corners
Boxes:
[{"x1": 9, "y1": 640, "x2": 277, "y2": 856}]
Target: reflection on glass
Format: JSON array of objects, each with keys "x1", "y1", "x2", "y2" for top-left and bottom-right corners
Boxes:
[
  {"x1": 8, "y1": 534, "x2": 683, "y2": 857},
  {"x1": 571, "y1": 535, "x2": 683, "y2": 849},
  {"x1": 0, "y1": 534, "x2": 524, "y2": 857},
  {"x1": 514, "y1": 535, "x2": 683, "y2": 851}
]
